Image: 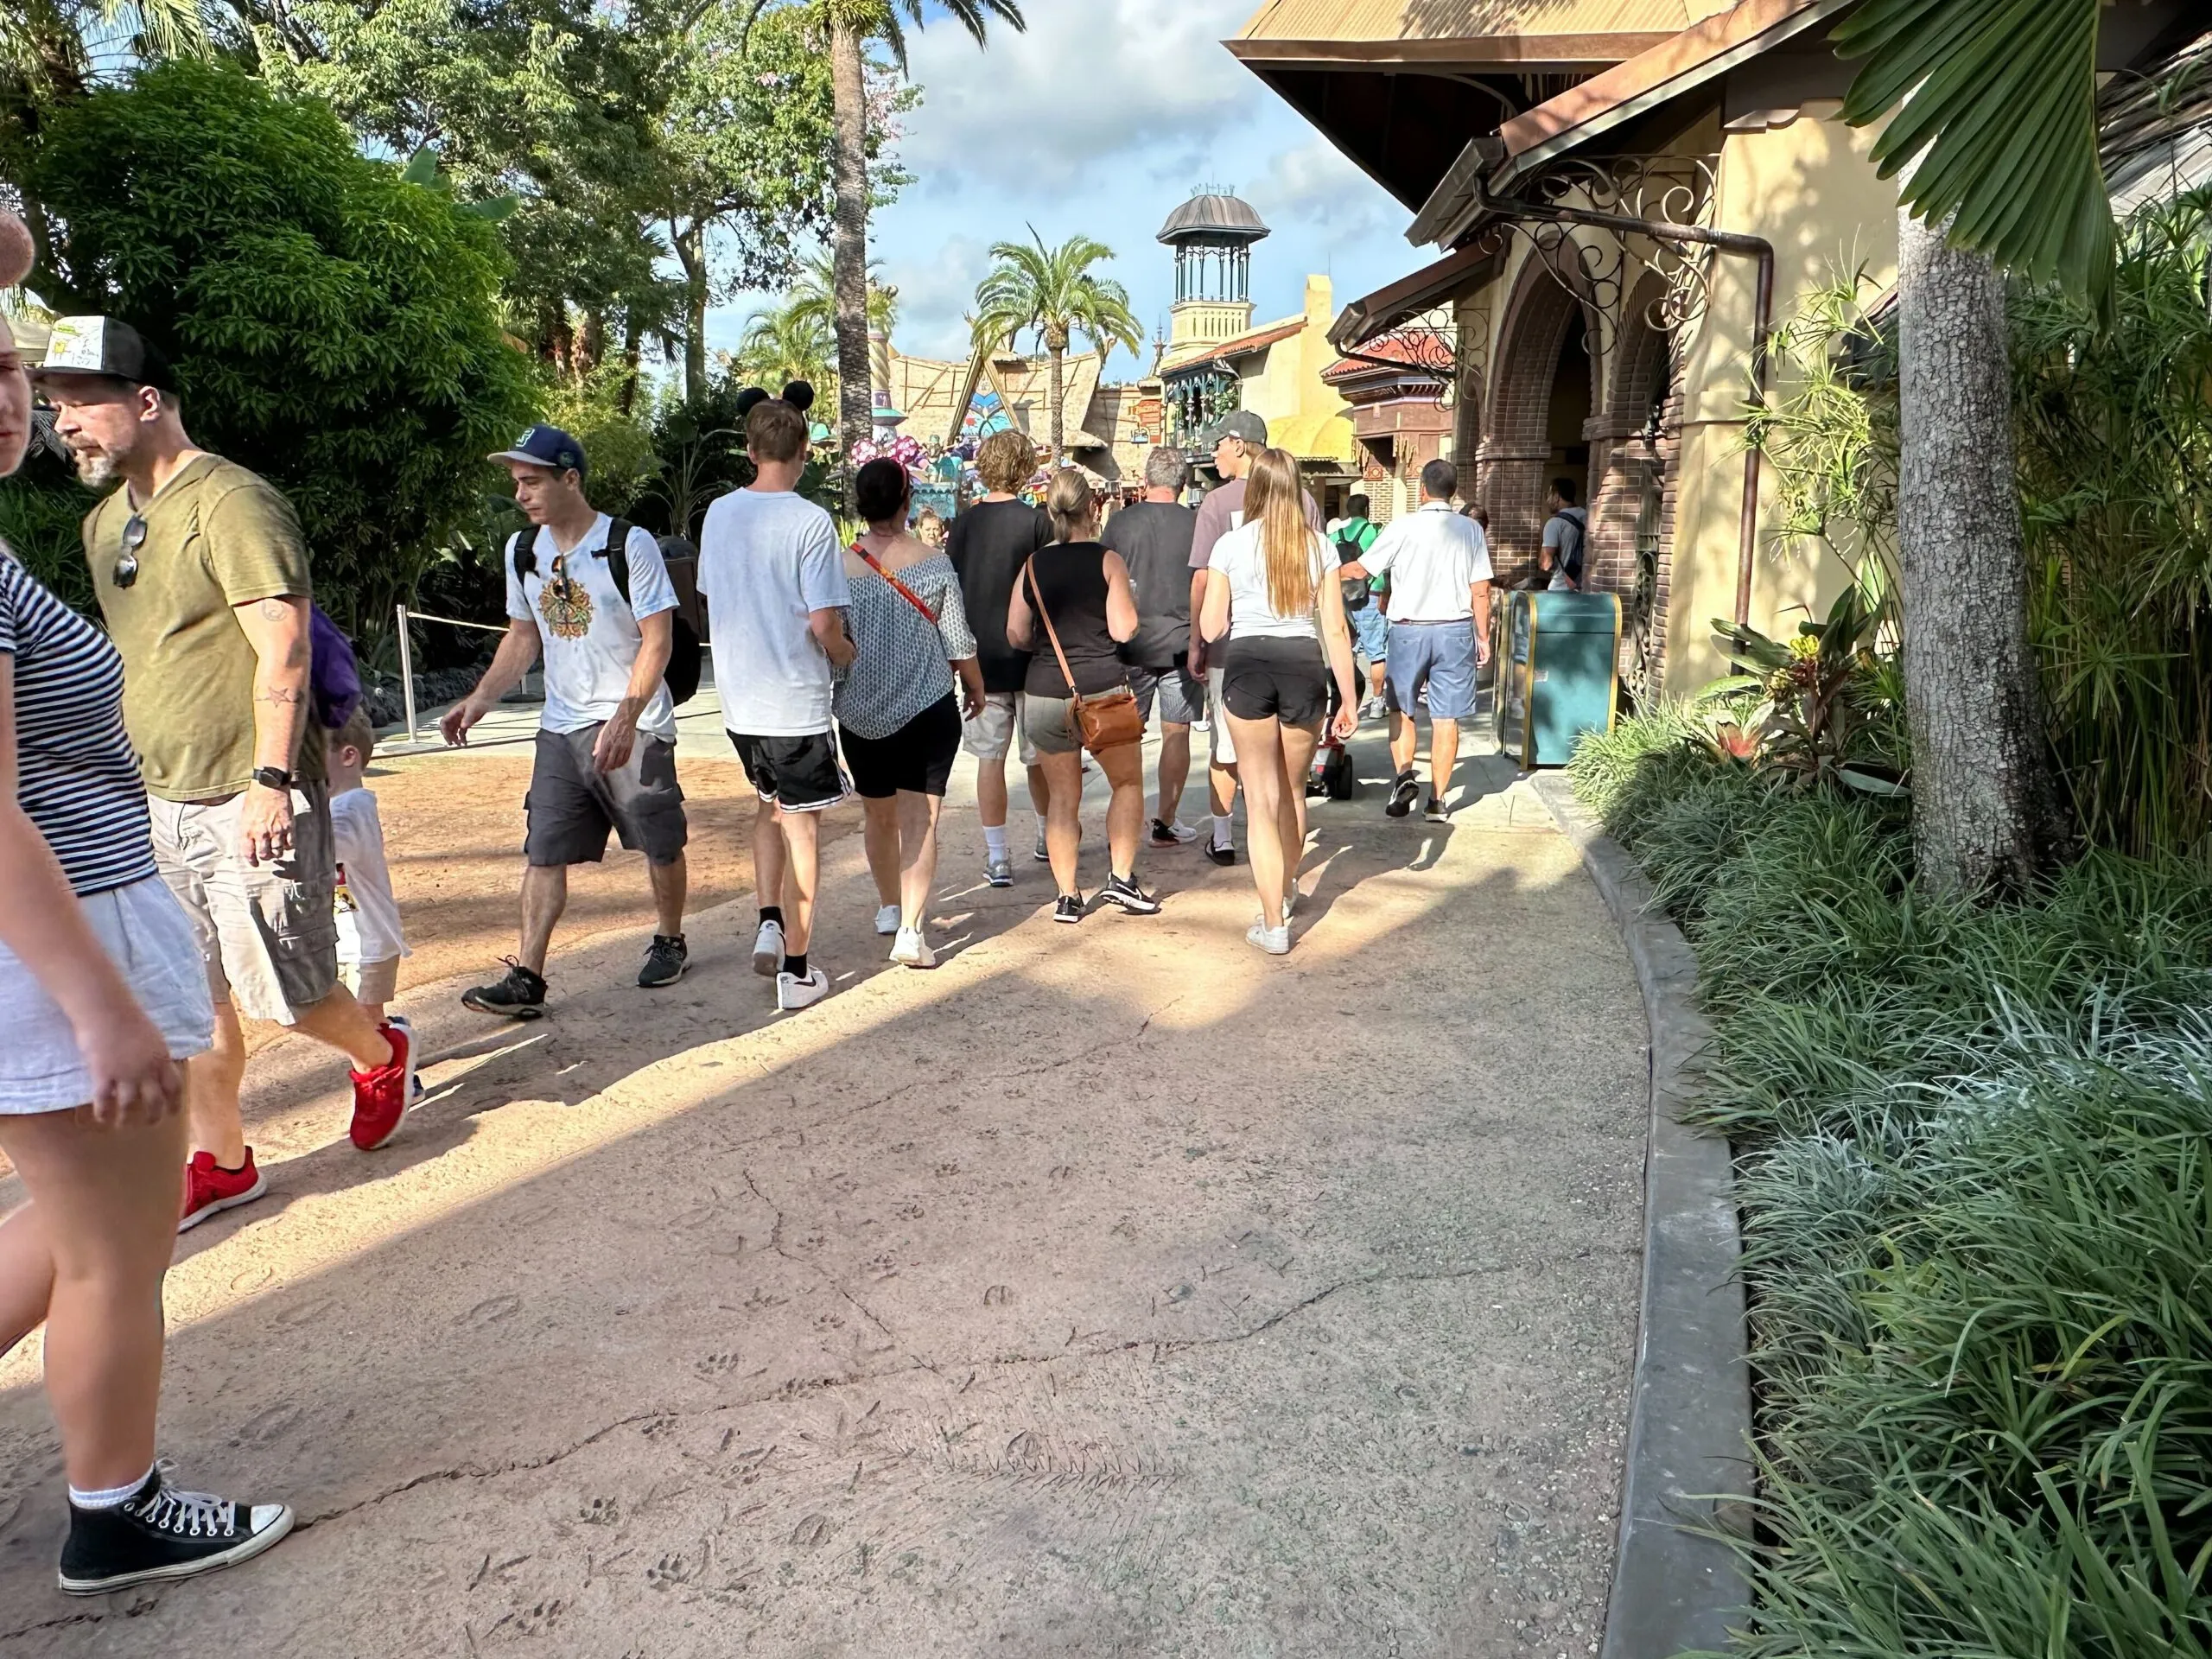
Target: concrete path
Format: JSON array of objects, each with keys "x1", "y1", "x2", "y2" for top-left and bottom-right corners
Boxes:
[{"x1": 0, "y1": 721, "x2": 1644, "y2": 1656}]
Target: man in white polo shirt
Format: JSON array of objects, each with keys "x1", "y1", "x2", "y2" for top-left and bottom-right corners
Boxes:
[{"x1": 1342, "y1": 458, "x2": 1493, "y2": 822}]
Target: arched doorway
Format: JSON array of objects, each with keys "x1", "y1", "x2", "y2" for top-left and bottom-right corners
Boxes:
[{"x1": 1478, "y1": 251, "x2": 1599, "y2": 584}]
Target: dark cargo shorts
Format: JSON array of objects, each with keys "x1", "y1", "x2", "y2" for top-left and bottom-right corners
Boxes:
[{"x1": 524, "y1": 726, "x2": 688, "y2": 868}]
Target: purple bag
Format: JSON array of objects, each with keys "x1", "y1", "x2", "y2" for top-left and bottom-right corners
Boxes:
[{"x1": 309, "y1": 605, "x2": 363, "y2": 729}]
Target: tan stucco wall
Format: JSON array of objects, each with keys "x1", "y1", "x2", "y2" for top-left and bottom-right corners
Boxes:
[
  {"x1": 1664, "y1": 108, "x2": 1898, "y2": 690},
  {"x1": 1233, "y1": 276, "x2": 1357, "y2": 463}
]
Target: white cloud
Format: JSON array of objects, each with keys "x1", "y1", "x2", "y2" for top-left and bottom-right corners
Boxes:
[
  {"x1": 897, "y1": 0, "x2": 1264, "y2": 194},
  {"x1": 880, "y1": 232, "x2": 996, "y2": 352},
  {"x1": 1245, "y1": 138, "x2": 1399, "y2": 244}
]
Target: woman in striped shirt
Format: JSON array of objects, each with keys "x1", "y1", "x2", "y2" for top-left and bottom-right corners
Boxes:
[{"x1": 0, "y1": 213, "x2": 292, "y2": 1598}]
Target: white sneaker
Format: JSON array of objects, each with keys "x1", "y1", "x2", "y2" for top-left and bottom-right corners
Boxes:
[
  {"x1": 751, "y1": 918, "x2": 785, "y2": 978},
  {"x1": 874, "y1": 904, "x2": 901, "y2": 936},
  {"x1": 1246, "y1": 922, "x2": 1292, "y2": 957},
  {"x1": 1163, "y1": 819, "x2": 1200, "y2": 844},
  {"x1": 889, "y1": 927, "x2": 936, "y2": 969},
  {"x1": 776, "y1": 966, "x2": 830, "y2": 1010}
]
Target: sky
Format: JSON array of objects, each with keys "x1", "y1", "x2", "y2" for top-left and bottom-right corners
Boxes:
[{"x1": 706, "y1": 0, "x2": 1424, "y2": 378}]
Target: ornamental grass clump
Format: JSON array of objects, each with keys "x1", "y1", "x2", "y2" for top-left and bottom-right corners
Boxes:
[{"x1": 1568, "y1": 709, "x2": 2212, "y2": 1656}]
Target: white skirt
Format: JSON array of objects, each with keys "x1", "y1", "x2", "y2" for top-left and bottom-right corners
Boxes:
[{"x1": 0, "y1": 874, "x2": 215, "y2": 1115}]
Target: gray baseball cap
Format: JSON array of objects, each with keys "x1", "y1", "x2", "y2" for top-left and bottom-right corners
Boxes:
[{"x1": 1199, "y1": 410, "x2": 1268, "y2": 448}]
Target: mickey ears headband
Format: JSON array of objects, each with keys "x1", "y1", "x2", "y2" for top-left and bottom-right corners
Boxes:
[{"x1": 734, "y1": 379, "x2": 818, "y2": 422}]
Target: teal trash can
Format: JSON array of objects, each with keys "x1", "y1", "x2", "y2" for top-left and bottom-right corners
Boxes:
[{"x1": 1494, "y1": 591, "x2": 1621, "y2": 767}]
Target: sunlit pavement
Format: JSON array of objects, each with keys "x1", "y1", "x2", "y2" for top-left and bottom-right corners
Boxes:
[{"x1": 0, "y1": 704, "x2": 1643, "y2": 1656}]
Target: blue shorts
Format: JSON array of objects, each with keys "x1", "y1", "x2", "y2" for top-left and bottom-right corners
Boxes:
[
  {"x1": 1351, "y1": 604, "x2": 1391, "y2": 664},
  {"x1": 1385, "y1": 620, "x2": 1478, "y2": 721}
]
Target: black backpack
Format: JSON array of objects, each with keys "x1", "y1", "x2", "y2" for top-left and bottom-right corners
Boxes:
[
  {"x1": 510, "y1": 519, "x2": 703, "y2": 705},
  {"x1": 1546, "y1": 510, "x2": 1587, "y2": 588},
  {"x1": 1332, "y1": 523, "x2": 1372, "y2": 613}
]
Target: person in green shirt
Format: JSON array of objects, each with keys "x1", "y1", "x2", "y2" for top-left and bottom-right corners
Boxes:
[{"x1": 1332, "y1": 493, "x2": 1389, "y2": 719}]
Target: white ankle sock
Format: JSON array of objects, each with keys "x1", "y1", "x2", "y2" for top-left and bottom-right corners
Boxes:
[
  {"x1": 983, "y1": 825, "x2": 1007, "y2": 860},
  {"x1": 71, "y1": 1465, "x2": 154, "y2": 1510},
  {"x1": 1211, "y1": 815, "x2": 1234, "y2": 849}
]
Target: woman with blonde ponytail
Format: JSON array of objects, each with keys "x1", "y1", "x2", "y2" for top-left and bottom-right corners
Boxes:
[{"x1": 1198, "y1": 448, "x2": 1358, "y2": 954}]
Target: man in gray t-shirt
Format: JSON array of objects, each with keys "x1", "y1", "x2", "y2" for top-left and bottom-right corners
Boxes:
[{"x1": 1103, "y1": 446, "x2": 1202, "y2": 845}]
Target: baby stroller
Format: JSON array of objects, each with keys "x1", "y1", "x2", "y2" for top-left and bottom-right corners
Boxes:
[{"x1": 1308, "y1": 676, "x2": 1358, "y2": 800}]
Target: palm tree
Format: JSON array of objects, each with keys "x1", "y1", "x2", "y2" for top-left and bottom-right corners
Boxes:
[
  {"x1": 970, "y1": 231, "x2": 1142, "y2": 467},
  {"x1": 1834, "y1": 0, "x2": 2113, "y2": 893},
  {"x1": 788, "y1": 250, "x2": 897, "y2": 341},
  {"x1": 734, "y1": 294, "x2": 834, "y2": 392},
  {"x1": 743, "y1": 0, "x2": 1024, "y2": 467}
]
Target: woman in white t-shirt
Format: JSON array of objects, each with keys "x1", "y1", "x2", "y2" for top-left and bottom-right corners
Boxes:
[{"x1": 1198, "y1": 448, "x2": 1359, "y2": 955}]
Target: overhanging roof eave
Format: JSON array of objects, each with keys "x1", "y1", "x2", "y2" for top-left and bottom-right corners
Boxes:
[{"x1": 1329, "y1": 243, "x2": 1499, "y2": 352}]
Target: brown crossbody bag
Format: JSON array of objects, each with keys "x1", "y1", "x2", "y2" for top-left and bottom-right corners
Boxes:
[{"x1": 1022, "y1": 556, "x2": 1143, "y2": 753}]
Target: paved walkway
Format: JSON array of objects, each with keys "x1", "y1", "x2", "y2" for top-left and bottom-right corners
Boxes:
[{"x1": 0, "y1": 716, "x2": 1644, "y2": 1656}]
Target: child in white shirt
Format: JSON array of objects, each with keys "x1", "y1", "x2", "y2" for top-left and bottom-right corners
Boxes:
[{"x1": 327, "y1": 711, "x2": 410, "y2": 1025}]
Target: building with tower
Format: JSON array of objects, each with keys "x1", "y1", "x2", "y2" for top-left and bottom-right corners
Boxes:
[{"x1": 1154, "y1": 188, "x2": 1359, "y2": 509}]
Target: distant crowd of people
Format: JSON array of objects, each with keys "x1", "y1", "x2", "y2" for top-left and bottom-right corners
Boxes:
[{"x1": 0, "y1": 218, "x2": 1509, "y2": 1596}]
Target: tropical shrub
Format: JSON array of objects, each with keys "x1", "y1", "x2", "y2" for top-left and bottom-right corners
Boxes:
[
  {"x1": 1570, "y1": 711, "x2": 2212, "y2": 1656},
  {"x1": 16, "y1": 61, "x2": 535, "y2": 645},
  {"x1": 1708, "y1": 583, "x2": 1909, "y2": 795}
]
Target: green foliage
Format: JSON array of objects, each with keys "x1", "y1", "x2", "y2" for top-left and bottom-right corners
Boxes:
[
  {"x1": 1571, "y1": 713, "x2": 2212, "y2": 1657},
  {"x1": 971, "y1": 228, "x2": 1141, "y2": 365},
  {"x1": 542, "y1": 365, "x2": 658, "y2": 517},
  {"x1": 1834, "y1": 0, "x2": 2111, "y2": 302},
  {"x1": 2013, "y1": 192, "x2": 2212, "y2": 864},
  {"x1": 734, "y1": 295, "x2": 835, "y2": 394},
  {"x1": 0, "y1": 438, "x2": 97, "y2": 611},
  {"x1": 1708, "y1": 583, "x2": 1909, "y2": 795},
  {"x1": 23, "y1": 60, "x2": 534, "y2": 643}
]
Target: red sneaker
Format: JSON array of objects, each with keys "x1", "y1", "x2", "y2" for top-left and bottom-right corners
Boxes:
[
  {"x1": 178, "y1": 1150, "x2": 268, "y2": 1234},
  {"x1": 348, "y1": 1018, "x2": 417, "y2": 1152}
]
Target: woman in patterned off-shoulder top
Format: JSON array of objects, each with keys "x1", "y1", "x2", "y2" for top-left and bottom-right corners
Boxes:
[{"x1": 836, "y1": 459, "x2": 986, "y2": 969}]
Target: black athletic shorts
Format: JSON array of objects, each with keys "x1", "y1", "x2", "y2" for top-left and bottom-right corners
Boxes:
[
  {"x1": 1221, "y1": 635, "x2": 1329, "y2": 727},
  {"x1": 728, "y1": 729, "x2": 847, "y2": 811},
  {"x1": 840, "y1": 694, "x2": 962, "y2": 799}
]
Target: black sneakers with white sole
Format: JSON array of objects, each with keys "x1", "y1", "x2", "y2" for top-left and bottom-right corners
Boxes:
[
  {"x1": 1099, "y1": 874, "x2": 1162, "y2": 915},
  {"x1": 58, "y1": 1465, "x2": 292, "y2": 1596},
  {"x1": 1052, "y1": 893, "x2": 1085, "y2": 924},
  {"x1": 1386, "y1": 769, "x2": 1421, "y2": 818}
]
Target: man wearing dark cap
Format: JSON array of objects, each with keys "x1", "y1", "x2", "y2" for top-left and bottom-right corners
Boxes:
[
  {"x1": 1184, "y1": 409, "x2": 1322, "y2": 866},
  {"x1": 38, "y1": 316, "x2": 416, "y2": 1230},
  {"x1": 441, "y1": 424, "x2": 690, "y2": 1016}
]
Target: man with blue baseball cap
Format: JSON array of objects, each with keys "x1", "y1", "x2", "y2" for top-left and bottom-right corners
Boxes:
[{"x1": 442, "y1": 423, "x2": 691, "y2": 1016}]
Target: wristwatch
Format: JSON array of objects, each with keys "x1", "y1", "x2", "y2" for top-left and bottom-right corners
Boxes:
[{"x1": 251, "y1": 766, "x2": 296, "y2": 791}]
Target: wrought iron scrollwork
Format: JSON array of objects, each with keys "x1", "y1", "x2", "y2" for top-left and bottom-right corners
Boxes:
[{"x1": 1499, "y1": 155, "x2": 1722, "y2": 344}]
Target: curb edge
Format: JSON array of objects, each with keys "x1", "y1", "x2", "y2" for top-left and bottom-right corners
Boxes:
[{"x1": 1531, "y1": 771, "x2": 1751, "y2": 1659}]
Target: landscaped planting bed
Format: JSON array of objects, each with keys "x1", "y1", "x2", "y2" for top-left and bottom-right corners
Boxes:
[{"x1": 1570, "y1": 712, "x2": 2212, "y2": 1657}]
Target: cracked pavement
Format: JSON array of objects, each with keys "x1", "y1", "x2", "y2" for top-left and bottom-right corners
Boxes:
[{"x1": 0, "y1": 728, "x2": 1645, "y2": 1656}]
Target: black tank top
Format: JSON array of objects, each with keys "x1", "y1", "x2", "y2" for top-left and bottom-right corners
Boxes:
[{"x1": 1021, "y1": 543, "x2": 1125, "y2": 697}]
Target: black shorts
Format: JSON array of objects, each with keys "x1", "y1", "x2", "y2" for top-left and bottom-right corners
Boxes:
[
  {"x1": 728, "y1": 729, "x2": 847, "y2": 811},
  {"x1": 1221, "y1": 636, "x2": 1329, "y2": 727},
  {"x1": 840, "y1": 694, "x2": 962, "y2": 799},
  {"x1": 525, "y1": 728, "x2": 688, "y2": 868}
]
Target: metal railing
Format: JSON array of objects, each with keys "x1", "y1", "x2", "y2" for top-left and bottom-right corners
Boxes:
[{"x1": 394, "y1": 603, "x2": 510, "y2": 746}]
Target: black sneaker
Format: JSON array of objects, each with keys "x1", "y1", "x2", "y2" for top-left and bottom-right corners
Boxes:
[
  {"x1": 59, "y1": 1465, "x2": 293, "y2": 1595},
  {"x1": 1052, "y1": 893, "x2": 1085, "y2": 925},
  {"x1": 1205, "y1": 839, "x2": 1236, "y2": 866},
  {"x1": 1423, "y1": 793, "x2": 1449, "y2": 823},
  {"x1": 1099, "y1": 874, "x2": 1162, "y2": 915},
  {"x1": 461, "y1": 957, "x2": 547, "y2": 1020},
  {"x1": 1386, "y1": 769, "x2": 1421, "y2": 818},
  {"x1": 638, "y1": 933, "x2": 688, "y2": 988}
]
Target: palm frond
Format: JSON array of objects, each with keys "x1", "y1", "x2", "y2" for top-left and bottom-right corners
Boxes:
[{"x1": 1834, "y1": 0, "x2": 2111, "y2": 301}]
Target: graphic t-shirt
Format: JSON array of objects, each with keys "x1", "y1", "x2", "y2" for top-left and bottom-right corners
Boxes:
[
  {"x1": 946, "y1": 499, "x2": 1050, "y2": 694},
  {"x1": 1100, "y1": 500, "x2": 1198, "y2": 668},
  {"x1": 698, "y1": 488, "x2": 850, "y2": 738},
  {"x1": 505, "y1": 515, "x2": 679, "y2": 743},
  {"x1": 0, "y1": 545, "x2": 158, "y2": 896},
  {"x1": 85, "y1": 454, "x2": 327, "y2": 800},
  {"x1": 330, "y1": 786, "x2": 409, "y2": 965}
]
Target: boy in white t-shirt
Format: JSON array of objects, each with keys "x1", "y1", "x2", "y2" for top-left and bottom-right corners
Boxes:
[{"x1": 326, "y1": 710, "x2": 410, "y2": 1025}]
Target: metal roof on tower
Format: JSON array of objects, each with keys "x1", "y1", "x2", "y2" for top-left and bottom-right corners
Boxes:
[{"x1": 1157, "y1": 193, "x2": 1271, "y2": 245}]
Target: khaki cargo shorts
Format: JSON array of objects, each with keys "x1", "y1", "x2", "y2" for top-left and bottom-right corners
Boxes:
[{"x1": 149, "y1": 782, "x2": 341, "y2": 1027}]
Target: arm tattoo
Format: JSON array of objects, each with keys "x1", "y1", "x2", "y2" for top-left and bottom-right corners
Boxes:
[
  {"x1": 257, "y1": 597, "x2": 298, "y2": 619},
  {"x1": 257, "y1": 687, "x2": 306, "y2": 705}
]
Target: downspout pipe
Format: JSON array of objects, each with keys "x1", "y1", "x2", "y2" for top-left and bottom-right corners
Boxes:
[{"x1": 1466, "y1": 159, "x2": 1774, "y2": 626}]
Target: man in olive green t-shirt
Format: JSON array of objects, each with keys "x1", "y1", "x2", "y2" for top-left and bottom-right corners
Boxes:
[{"x1": 38, "y1": 315, "x2": 415, "y2": 1230}]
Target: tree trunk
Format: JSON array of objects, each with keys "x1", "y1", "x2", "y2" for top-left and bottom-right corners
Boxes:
[
  {"x1": 1895, "y1": 209, "x2": 2069, "y2": 893},
  {"x1": 829, "y1": 22, "x2": 873, "y2": 475},
  {"x1": 672, "y1": 222, "x2": 709, "y2": 403},
  {"x1": 1047, "y1": 340, "x2": 1066, "y2": 467},
  {"x1": 577, "y1": 308, "x2": 606, "y2": 381},
  {"x1": 618, "y1": 313, "x2": 642, "y2": 417}
]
